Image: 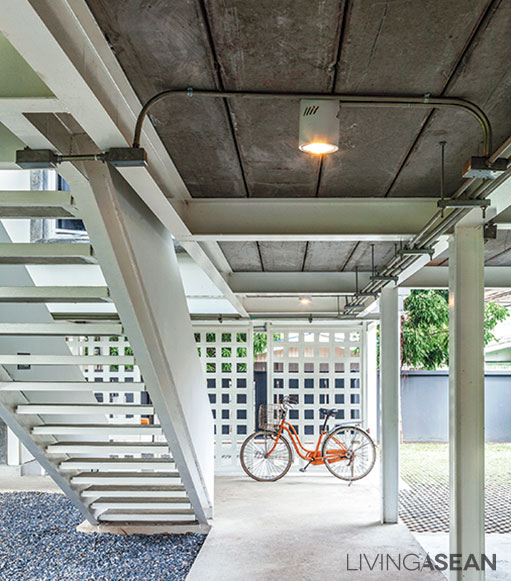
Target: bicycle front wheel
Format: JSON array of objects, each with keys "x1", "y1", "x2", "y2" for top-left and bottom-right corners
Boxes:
[
  {"x1": 240, "y1": 431, "x2": 292, "y2": 482},
  {"x1": 322, "y1": 426, "x2": 376, "y2": 481}
]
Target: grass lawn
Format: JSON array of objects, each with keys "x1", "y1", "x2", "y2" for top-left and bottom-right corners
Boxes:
[{"x1": 400, "y1": 442, "x2": 511, "y2": 486}]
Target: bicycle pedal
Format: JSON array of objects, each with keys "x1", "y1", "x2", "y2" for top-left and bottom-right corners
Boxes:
[{"x1": 299, "y1": 467, "x2": 307, "y2": 473}]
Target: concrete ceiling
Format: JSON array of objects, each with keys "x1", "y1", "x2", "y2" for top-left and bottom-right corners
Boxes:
[{"x1": 85, "y1": 0, "x2": 511, "y2": 272}]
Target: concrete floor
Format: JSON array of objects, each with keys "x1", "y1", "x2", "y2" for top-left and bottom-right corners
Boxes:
[
  {"x1": 188, "y1": 469, "x2": 444, "y2": 581},
  {"x1": 416, "y1": 533, "x2": 511, "y2": 581}
]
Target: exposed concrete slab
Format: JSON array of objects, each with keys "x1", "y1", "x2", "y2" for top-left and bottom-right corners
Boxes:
[
  {"x1": 259, "y1": 241, "x2": 307, "y2": 271},
  {"x1": 220, "y1": 241, "x2": 262, "y2": 271},
  {"x1": 188, "y1": 472, "x2": 444, "y2": 580},
  {"x1": 85, "y1": 0, "x2": 247, "y2": 198}
]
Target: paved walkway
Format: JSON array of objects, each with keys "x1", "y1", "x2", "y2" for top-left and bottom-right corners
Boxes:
[{"x1": 188, "y1": 469, "x2": 443, "y2": 581}]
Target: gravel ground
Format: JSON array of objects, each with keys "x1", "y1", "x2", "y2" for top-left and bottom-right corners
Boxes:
[{"x1": 0, "y1": 492, "x2": 205, "y2": 581}]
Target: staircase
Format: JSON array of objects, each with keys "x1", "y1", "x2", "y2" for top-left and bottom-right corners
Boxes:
[{"x1": 0, "y1": 186, "x2": 199, "y2": 527}]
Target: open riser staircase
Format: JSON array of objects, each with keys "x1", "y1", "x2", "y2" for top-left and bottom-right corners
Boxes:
[{"x1": 0, "y1": 187, "x2": 198, "y2": 527}]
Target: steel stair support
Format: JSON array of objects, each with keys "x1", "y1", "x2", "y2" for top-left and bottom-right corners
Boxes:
[
  {"x1": 0, "y1": 186, "x2": 198, "y2": 525},
  {"x1": 61, "y1": 158, "x2": 214, "y2": 524}
]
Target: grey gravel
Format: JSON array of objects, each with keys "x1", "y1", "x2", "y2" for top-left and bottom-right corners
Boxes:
[{"x1": 0, "y1": 492, "x2": 205, "y2": 580}]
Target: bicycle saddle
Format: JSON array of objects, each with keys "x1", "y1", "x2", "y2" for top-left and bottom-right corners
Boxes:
[{"x1": 319, "y1": 408, "x2": 338, "y2": 418}]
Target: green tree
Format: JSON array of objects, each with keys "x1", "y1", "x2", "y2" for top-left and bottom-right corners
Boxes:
[
  {"x1": 401, "y1": 290, "x2": 508, "y2": 370},
  {"x1": 253, "y1": 332, "x2": 267, "y2": 356}
]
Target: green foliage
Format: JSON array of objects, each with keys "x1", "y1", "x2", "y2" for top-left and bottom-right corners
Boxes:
[
  {"x1": 401, "y1": 290, "x2": 509, "y2": 370},
  {"x1": 253, "y1": 332, "x2": 267, "y2": 356}
]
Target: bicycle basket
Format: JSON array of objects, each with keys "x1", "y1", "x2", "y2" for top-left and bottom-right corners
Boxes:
[{"x1": 258, "y1": 403, "x2": 283, "y2": 431}]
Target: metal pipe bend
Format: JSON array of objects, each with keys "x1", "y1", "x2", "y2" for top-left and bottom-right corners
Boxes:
[{"x1": 132, "y1": 89, "x2": 492, "y2": 156}]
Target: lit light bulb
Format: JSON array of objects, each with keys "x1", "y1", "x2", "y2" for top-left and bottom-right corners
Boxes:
[
  {"x1": 299, "y1": 296, "x2": 312, "y2": 305},
  {"x1": 299, "y1": 100, "x2": 340, "y2": 155},
  {"x1": 299, "y1": 142, "x2": 339, "y2": 155}
]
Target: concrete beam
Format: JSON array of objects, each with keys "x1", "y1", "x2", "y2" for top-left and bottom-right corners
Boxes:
[{"x1": 176, "y1": 198, "x2": 440, "y2": 242}]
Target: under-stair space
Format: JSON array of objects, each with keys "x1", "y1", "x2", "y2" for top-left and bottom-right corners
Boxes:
[{"x1": 0, "y1": 184, "x2": 198, "y2": 527}]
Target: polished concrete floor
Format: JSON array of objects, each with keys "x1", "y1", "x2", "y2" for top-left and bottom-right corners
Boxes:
[{"x1": 188, "y1": 468, "x2": 444, "y2": 581}]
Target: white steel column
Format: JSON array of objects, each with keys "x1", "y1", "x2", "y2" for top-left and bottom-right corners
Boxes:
[
  {"x1": 449, "y1": 225, "x2": 485, "y2": 581},
  {"x1": 380, "y1": 286, "x2": 400, "y2": 524}
]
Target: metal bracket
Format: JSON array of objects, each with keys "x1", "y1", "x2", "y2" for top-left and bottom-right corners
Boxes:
[
  {"x1": 371, "y1": 275, "x2": 399, "y2": 283},
  {"x1": 16, "y1": 148, "x2": 147, "y2": 169},
  {"x1": 438, "y1": 198, "x2": 491, "y2": 218},
  {"x1": 398, "y1": 247, "x2": 435, "y2": 261},
  {"x1": 483, "y1": 223, "x2": 497, "y2": 240}
]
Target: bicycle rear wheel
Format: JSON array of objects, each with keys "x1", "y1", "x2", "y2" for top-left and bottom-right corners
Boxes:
[
  {"x1": 240, "y1": 431, "x2": 292, "y2": 482},
  {"x1": 322, "y1": 426, "x2": 376, "y2": 481}
]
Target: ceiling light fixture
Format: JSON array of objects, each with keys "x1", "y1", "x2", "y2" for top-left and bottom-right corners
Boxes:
[
  {"x1": 299, "y1": 296, "x2": 312, "y2": 305},
  {"x1": 298, "y1": 99, "x2": 339, "y2": 155}
]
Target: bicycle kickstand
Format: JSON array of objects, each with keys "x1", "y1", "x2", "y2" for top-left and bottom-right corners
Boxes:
[{"x1": 299, "y1": 460, "x2": 312, "y2": 473}]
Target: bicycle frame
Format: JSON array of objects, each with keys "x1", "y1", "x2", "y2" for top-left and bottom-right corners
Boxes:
[{"x1": 265, "y1": 415, "x2": 349, "y2": 465}]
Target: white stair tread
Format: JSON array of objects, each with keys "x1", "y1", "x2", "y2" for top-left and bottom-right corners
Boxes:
[
  {"x1": 0, "y1": 322, "x2": 123, "y2": 336},
  {"x1": 98, "y1": 509, "x2": 196, "y2": 522},
  {"x1": 0, "y1": 191, "x2": 76, "y2": 218},
  {"x1": 91, "y1": 499, "x2": 190, "y2": 510},
  {"x1": 0, "y1": 286, "x2": 111, "y2": 303},
  {"x1": 0, "y1": 243, "x2": 96, "y2": 265},
  {"x1": 80, "y1": 485, "x2": 186, "y2": 498},
  {"x1": 61, "y1": 459, "x2": 173, "y2": 471},
  {"x1": 1, "y1": 354, "x2": 135, "y2": 365},
  {"x1": 71, "y1": 472, "x2": 180, "y2": 485},
  {"x1": 4, "y1": 381, "x2": 144, "y2": 392},
  {"x1": 33, "y1": 423, "x2": 159, "y2": 435},
  {"x1": 49, "y1": 442, "x2": 169, "y2": 454},
  {"x1": 17, "y1": 404, "x2": 153, "y2": 415}
]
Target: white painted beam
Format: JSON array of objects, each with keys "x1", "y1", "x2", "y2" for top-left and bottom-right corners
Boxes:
[
  {"x1": 405, "y1": 266, "x2": 511, "y2": 288},
  {"x1": 177, "y1": 198, "x2": 439, "y2": 241},
  {"x1": 0, "y1": 322, "x2": 123, "y2": 335},
  {"x1": 0, "y1": 286, "x2": 111, "y2": 302},
  {"x1": 449, "y1": 226, "x2": 485, "y2": 581},
  {"x1": 0, "y1": 97, "x2": 64, "y2": 113},
  {"x1": 0, "y1": 242, "x2": 96, "y2": 264}
]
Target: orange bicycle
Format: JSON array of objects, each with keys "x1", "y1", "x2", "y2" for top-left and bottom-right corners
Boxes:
[{"x1": 240, "y1": 395, "x2": 376, "y2": 482}]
